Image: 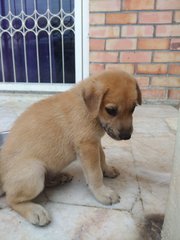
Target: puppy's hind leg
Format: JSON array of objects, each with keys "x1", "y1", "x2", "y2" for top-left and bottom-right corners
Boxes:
[
  {"x1": 45, "y1": 172, "x2": 73, "y2": 188},
  {"x1": 5, "y1": 161, "x2": 51, "y2": 226}
]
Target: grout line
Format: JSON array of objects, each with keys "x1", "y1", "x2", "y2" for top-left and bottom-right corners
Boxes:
[
  {"x1": 130, "y1": 141, "x2": 145, "y2": 214},
  {"x1": 43, "y1": 192, "x2": 132, "y2": 212}
]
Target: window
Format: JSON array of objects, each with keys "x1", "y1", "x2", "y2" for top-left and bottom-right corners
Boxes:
[{"x1": 0, "y1": 0, "x2": 89, "y2": 91}]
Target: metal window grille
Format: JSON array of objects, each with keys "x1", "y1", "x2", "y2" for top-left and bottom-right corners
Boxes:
[{"x1": 0, "y1": 0, "x2": 80, "y2": 88}]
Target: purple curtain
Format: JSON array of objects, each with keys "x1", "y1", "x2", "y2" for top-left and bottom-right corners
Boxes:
[{"x1": 0, "y1": 0, "x2": 75, "y2": 84}]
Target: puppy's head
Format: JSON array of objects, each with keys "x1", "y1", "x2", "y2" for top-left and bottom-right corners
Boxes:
[{"x1": 82, "y1": 70, "x2": 142, "y2": 140}]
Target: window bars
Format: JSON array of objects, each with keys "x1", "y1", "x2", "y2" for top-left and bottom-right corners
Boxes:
[{"x1": 0, "y1": 0, "x2": 75, "y2": 84}]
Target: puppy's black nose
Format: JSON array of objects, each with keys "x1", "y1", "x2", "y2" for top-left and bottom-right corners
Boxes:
[
  {"x1": 120, "y1": 133, "x2": 131, "y2": 140},
  {"x1": 119, "y1": 130, "x2": 132, "y2": 140}
]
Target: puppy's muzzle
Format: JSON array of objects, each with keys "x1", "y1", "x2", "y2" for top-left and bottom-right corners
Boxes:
[
  {"x1": 100, "y1": 122, "x2": 133, "y2": 140},
  {"x1": 102, "y1": 123, "x2": 133, "y2": 141}
]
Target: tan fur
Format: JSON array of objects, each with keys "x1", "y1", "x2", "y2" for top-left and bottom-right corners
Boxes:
[{"x1": 0, "y1": 70, "x2": 141, "y2": 226}]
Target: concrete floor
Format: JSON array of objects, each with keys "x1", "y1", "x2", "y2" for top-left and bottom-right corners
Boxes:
[{"x1": 0, "y1": 93, "x2": 178, "y2": 240}]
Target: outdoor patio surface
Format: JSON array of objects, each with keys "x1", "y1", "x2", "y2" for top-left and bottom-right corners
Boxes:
[{"x1": 0, "y1": 93, "x2": 179, "y2": 240}]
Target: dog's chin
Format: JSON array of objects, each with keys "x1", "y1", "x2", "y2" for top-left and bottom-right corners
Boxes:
[
  {"x1": 106, "y1": 131, "x2": 122, "y2": 141},
  {"x1": 103, "y1": 127, "x2": 123, "y2": 141},
  {"x1": 100, "y1": 122, "x2": 120, "y2": 140}
]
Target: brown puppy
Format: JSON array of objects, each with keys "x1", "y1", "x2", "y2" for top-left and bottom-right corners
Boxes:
[{"x1": 0, "y1": 70, "x2": 141, "y2": 226}]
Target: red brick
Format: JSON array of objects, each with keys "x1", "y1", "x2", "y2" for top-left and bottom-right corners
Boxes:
[
  {"x1": 123, "y1": 0, "x2": 154, "y2": 10},
  {"x1": 138, "y1": 38, "x2": 169, "y2": 50},
  {"x1": 90, "y1": 0, "x2": 121, "y2": 12},
  {"x1": 139, "y1": 12, "x2": 172, "y2": 24},
  {"x1": 168, "y1": 90, "x2": 180, "y2": 100},
  {"x1": 170, "y1": 39, "x2": 180, "y2": 50},
  {"x1": 137, "y1": 64, "x2": 167, "y2": 74},
  {"x1": 136, "y1": 77, "x2": 150, "y2": 87},
  {"x1": 142, "y1": 89, "x2": 166, "y2": 99},
  {"x1": 106, "y1": 39, "x2": 137, "y2": 50},
  {"x1": 106, "y1": 13, "x2": 137, "y2": 24},
  {"x1": 90, "y1": 52, "x2": 118, "y2": 63},
  {"x1": 90, "y1": 39, "x2": 105, "y2": 51},
  {"x1": 156, "y1": 25, "x2": 180, "y2": 37},
  {"x1": 90, "y1": 64, "x2": 105, "y2": 75},
  {"x1": 156, "y1": 0, "x2": 180, "y2": 10},
  {"x1": 90, "y1": 13, "x2": 105, "y2": 25},
  {"x1": 105, "y1": 64, "x2": 134, "y2": 74},
  {"x1": 120, "y1": 52, "x2": 152, "y2": 63},
  {"x1": 122, "y1": 25, "x2": 154, "y2": 37},
  {"x1": 151, "y1": 77, "x2": 180, "y2": 87},
  {"x1": 168, "y1": 64, "x2": 180, "y2": 75},
  {"x1": 90, "y1": 26, "x2": 120, "y2": 38},
  {"x1": 174, "y1": 11, "x2": 180, "y2": 23},
  {"x1": 154, "y1": 52, "x2": 180, "y2": 62}
]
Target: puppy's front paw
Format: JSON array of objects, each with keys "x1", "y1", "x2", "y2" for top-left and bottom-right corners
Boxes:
[
  {"x1": 26, "y1": 205, "x2": 51, "y2": 226},
  {"x1": 93, "y1": 185, "x2": 120, "y2": 205},
  {"x1": 103, "y1": 165, "x2": 120, "y2": 178}
]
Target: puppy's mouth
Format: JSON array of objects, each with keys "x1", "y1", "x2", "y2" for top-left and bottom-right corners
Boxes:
[
  {"x1": 100, "y1": 123, "x2": 132, "y2": 141},
  {"x1": 104, "y1": 125, "x2": 120, "y2": 140},
  {"x1": 100, "y1": 122, "x2": 132, "y2": 141}
]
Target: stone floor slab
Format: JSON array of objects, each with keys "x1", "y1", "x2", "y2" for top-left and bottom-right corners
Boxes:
[
  {"x1": 133, "y1": 118, "x2": 172, "y2": 137},
  {"x1": 131, "y1": 135, "x2": 175, "y2": 216},
  {"x1": 134, "y1": 105, "x2": 178, "y2": 119},
  {"x1": 0, "y1": 203, "x2": 140, "y2": 240},
  {"x1": 131, "y1": 135, "x2": 175, "y2": 172}
]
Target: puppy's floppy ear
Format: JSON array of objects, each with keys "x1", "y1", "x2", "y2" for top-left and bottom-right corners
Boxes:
[
  {"x1": 136, "y1": 83, "x2": 142, "y2": 105},
  {"x1": 82, "y1": 80, "x2": 106, "y2": 117}
]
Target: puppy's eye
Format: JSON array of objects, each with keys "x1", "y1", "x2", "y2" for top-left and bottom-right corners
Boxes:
[{"x1": 105, "y1": 107, "x2": 118, "y2": 116}]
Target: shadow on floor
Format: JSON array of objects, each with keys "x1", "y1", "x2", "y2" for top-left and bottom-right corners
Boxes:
[{"x1": 141, "y1": 214, "x2": 164, "y2": 240}]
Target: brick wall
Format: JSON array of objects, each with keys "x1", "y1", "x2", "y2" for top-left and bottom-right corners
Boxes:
[{"x1": 89, "y1": 0, "x2": 180, "y2": 105}]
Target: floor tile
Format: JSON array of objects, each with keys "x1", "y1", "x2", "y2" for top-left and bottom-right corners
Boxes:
[
  {"x1": 0, "y1": 203, "x2": 140, "y2": 240},
  {"x1": 131, "y1": 135, "x2": 175, "y2": 215},
  {"x1": 134, "y1": 105, "x2": 178, "y2": 119},
  {"x1": 131, "y1": 135, "x2": 175, "y2": 172},
  {"x1": 133, "y1": 118, "x2": 172, "y2": 137}
]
